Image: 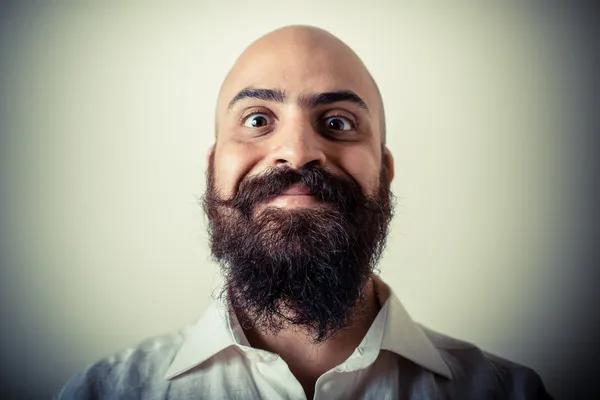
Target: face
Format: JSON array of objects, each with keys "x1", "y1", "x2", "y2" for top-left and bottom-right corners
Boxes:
[
  {"x1": 211, "y1": 32, "x2": 391, "y2": 205},
  {"x1": 204, "y1": 29, "x2": 394, "y2": 342}
]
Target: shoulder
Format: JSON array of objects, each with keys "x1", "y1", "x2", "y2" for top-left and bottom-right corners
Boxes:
[
  {"x1": 54, "y1": 327, "x2": 191, "y2": 400},
  {"x1": 420, "y1": 325, "x2": 554, "y2": 399}
]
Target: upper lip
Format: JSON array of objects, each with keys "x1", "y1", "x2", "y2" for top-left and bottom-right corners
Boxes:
[{"x1": 279, "y1": 183, "x2": 313, "y2": 196}]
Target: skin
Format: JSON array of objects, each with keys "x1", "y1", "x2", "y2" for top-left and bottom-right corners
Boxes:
[{"x1": 209, "y1": 26, "x2": 395, "y2": 398}]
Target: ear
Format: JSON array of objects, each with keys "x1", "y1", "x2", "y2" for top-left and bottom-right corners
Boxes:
[{"x1": 383, "y1": 147, "x2": 394, "y2": 183}]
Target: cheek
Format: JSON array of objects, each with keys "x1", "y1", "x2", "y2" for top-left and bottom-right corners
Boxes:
[
  {"x1": 336, "y1": 148, "x2": 381, "y2": 197},
  {"x1": 213, "y1": 143, "x2": 260, "y2": 198}
]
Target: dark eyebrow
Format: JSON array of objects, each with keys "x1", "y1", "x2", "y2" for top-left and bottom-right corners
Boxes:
[
  {"x1": 298, "y1": 91, "x2": 369, "y2": 113},
  {"x1": 227, "y1": 88, "x2": 286, "y2": 110}
]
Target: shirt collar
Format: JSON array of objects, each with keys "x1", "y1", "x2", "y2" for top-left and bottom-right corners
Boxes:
[
  {"x1": 373, "y1": 277, "x2": 452, "y2": 379},
  {"x1": 165, "y1": 277, "x2": 452, "y2": 380},
  {"x1": 164, "y1": 298, "x2": 239, "y2": 379}
]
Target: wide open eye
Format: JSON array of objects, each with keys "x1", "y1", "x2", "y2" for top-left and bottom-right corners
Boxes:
[
  {"x1": 324, "y1": 116, "x2": 353, "y2": 131},
  {"x1": 243, "y1": 113, "x2": 271, "y2": 128}
]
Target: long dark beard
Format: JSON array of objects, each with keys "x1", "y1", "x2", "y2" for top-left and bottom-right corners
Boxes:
[{"x1": 203, "y1": 157, "x2": 393, "y2": 343}]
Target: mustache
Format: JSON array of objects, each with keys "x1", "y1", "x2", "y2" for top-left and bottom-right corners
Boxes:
[{"x1": 215, "y1": 165, "x2": 366, "y2": 215}]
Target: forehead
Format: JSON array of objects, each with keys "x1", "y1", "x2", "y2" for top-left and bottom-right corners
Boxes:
[{"x1": 218, "y1": 38, "x2": 379, "y2": 115}]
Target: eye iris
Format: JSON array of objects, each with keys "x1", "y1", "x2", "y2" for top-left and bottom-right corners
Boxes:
[
  {"x1": 251, "y1": 116, "x2": 267, "y2": 127},
  {"x1": 328, "y1": 118, "x2": 345, "y2": 130}
]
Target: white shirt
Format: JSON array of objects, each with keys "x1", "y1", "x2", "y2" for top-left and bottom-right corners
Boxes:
[
  {"x1": 56, "y1": 277, "x2": 552, "y2": 399},
  {"x1": 164, "y1": 278, "x2": 450, "y2": 399}
]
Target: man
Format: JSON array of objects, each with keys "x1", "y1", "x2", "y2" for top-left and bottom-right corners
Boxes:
[{"x1": 56, "y1": 26, "x2": 552, "y2": 399}]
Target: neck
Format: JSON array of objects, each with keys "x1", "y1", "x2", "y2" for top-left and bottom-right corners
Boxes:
[{"x1": 236, "y1": 277, "x2": 380, "y2": 397}]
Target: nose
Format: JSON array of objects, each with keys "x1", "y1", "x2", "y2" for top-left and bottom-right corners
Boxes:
[{"x1": 267, "y1": 118, "x2": 326, "y2": 169}]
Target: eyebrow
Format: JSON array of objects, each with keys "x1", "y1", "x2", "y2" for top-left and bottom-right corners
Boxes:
[
  {"x1": 298, "y1": 91, "x2": 369, "y2": 112},
  {"x1": 227, "y1": 88, "x2": 286, "y2": 110},
  {"x1": 227, "y1": 87, "x2": 370, "y2": 114}
]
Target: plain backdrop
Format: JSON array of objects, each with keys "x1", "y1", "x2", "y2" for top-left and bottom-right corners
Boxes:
[{"x1": 1, "y1": 2, "x2": 598, "y2": 399}]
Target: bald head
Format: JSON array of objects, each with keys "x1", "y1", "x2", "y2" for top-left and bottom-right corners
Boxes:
[
  {"x1": 216, "y1": 25, "x2": 386, "y2": 143},
  {"x1": 209, "y1": 25, "x2": 394, "y2": 204}
]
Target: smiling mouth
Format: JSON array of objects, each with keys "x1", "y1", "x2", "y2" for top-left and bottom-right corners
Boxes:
[
  {"x1": 263, "y1": 183, "x2": 318, "y2": 207},
  {"x1": 277, "y1": 183, "x2": 313, "y2": 196}
]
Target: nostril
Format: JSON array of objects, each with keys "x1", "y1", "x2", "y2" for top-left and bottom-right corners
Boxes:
[
  {"x1": 304, "y1": 160, "x2": 321, "y2": 169},
  {"x1": 272, "y1": 158, "x2": 323, "y2": 169}
]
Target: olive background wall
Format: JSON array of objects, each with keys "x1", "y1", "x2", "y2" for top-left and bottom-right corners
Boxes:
[{"x1": 1, "y1": 2, "x2": 598, "y2": 399}]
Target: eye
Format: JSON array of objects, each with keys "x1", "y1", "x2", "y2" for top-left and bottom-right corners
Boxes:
[
  {"x1": 243, "y1": 113, "x2": 271, "y2": 128},
  {"x1": 324, "y1": 116, "x2": 354, "y2": 131}
]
